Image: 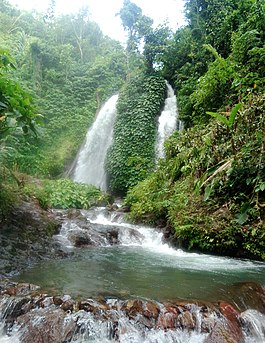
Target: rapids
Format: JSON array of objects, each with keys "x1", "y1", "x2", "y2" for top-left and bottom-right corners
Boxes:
[{"x1": 0, "y1": 206, "x2": 265, "y2": 342}]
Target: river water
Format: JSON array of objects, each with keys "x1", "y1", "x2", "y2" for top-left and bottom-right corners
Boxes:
[
  {"x1": 14, "y1": 207, "x2": 265, "y2": 311},
  {"x1": 0, "y1": 206, "x2": 264, "y2": 342}
]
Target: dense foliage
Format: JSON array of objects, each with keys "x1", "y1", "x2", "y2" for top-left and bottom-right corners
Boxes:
[
  {"x1": 123, "y1": 0, "x2": 265, "y2": 260},
  {"x1": 106, "y1": 75, "x2": 166, "y2": 194},
  {"x1": 126, "y1": 94, "x2": 265, "y2": 259},
  {"x1": 24, "y1": 178, "x2": 109, "y2": 209},
  {"x1": 161, "y1": 0, "x2": 264, "y2": 127},
  {"x1": 0, "y1": 1, "x2": 127, "y2": 176}
]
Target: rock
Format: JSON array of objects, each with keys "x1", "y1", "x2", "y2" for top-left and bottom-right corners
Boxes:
[
  {"x1": 17, "y1": 308, "x2": 75, "y2": 343},
  {"x1": 122, "y1": 299, "x2": 143, "y2": 318},
  {"x1": 61, "y1": 299, "x2": 75, "y2": 312},
  {"x1": 157, "y1": 310, "x2": 179, "y2": 329},
  {"x1": 219, "y1": 302, "x2": 244, "y2": 342},
  {"x1": 229, "y1": 282, "x2": 265, "y2": 314},
  {"x1": 0, "y1": 199, "x2": 60, "y2": 275},
  {"x1": 204, "y1": 322, "x2": 239, "y2": 343},
  {"x1": 240, "y1": 309, "x2": 265, "y2": 341},
  {"x1": 204, "y1": 302, "x2": 244, "y2": 343},
  {"x1": 78, "y1": 299, "x2": 109, "y2": 313},
  {"x1": 143, "y1": 301, "x2": 160, "y2": 319},
  {"x1": 70, "y1": 231, "x2": 93, "y2": 247},
  {"x1": 179, "y1": 310, "x2": 195, "y2": 330},
  {"x1": 53, "y1": 296, "x2": 63, "y2": 306},
  {"x1": 41, "y1": 297, "x2": 54, "y2": 308}
]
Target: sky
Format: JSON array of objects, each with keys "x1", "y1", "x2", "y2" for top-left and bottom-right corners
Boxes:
[{"x1": 8, "y1": 0, "x2": 186, "y2": 43}]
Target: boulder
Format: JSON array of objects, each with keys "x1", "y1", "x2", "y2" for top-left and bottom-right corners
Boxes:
[
  {"x1": 17, "y1": 308, "x2": 75, "y2": 343},
  {"x1": 0, "y1": 199, "x2": 60, "y2": 275}
]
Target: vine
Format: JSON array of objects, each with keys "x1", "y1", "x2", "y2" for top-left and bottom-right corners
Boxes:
[{"x1": 106, "y1": 75, "x2": 166, "y2": 194}]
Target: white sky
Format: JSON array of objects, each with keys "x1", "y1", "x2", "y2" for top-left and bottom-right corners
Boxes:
[{"x1": 8, "y1": 0, "x2": 186, "y2": 42}]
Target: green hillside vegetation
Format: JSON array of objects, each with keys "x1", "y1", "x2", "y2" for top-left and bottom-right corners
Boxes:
[
  {"x1": 125, "y1": 0, "x2": 265, "y2": 259},
  {"x1": 0, "y1": 0, "x2": 264, "y2": 259}
]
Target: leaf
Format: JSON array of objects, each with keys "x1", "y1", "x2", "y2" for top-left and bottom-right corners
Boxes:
[
  {"x1": 206, "y1": 111, "x2": 229, "y2": 127},
  {"x1": 234, "y1": 212, "x2": 249, "y2": 225},
  {"x1": 204, "y1": 184, "x2": 212, "y2": 201},
  {"x1": 0, "y1": 101, "x2": 7, "y2": 109},
  {"x1": 228, "y1": 103, "x2": 242, "y2": 127}
]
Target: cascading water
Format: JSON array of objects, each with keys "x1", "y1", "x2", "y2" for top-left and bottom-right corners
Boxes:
[
  {"x1": 1, "y1": 87, "x2": 265, "y2": 342},
  {"x1": 73, "y1": 94, "x2": 119, "y2": 191},
  {"x1": 156, "y1": 82, "x2": 182, "y2": 160},
  {"x1": 1, "y1": 207, "x2": 265, "y2": 342}
]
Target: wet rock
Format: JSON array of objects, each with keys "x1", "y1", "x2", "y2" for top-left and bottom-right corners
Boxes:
[
  {"x1": 204, "y1": 322, "x2": 239, "y2": 343},
  {"x1": 122, "y1": 299, "x2": 144, "y2": 318},
  {"x1": 61, "y1": 299, "x2": 75, "y2": 312},
  {"x1": 219, "y1": 302, "x2": 244, "y2": 342},
  {"x1": 229, "y1": 282, "x2": 265, "y2": 314},
  {"x1": 240, "y1": 309, "x2": 265, "y2": 341},
  {"x1": 3, "y1": 297, "x2": 31, "y2": 323},
  {"x1": 17, "y1": 308, "x2": 75, "y2": 343},
  {"x1": 157, "y1": 311, "x2": 178, "y2": 329},
  {"x1": 78, "y1": 299, "x2": 109, "y2": 313},
  {"x1": 66, "y1": 208, "x2": 82, "y2": 219},
  {"x1": 201, "y1": 314, "x2": 216, "y2": 333},
  {"x1": 0, "y1": 199, "x2": 60, "y2": 275},
  {"x1": 69, "y1": 230, "x2": 93, "y2": 247},
  {"x1": 204, "y1": 302, "x2": 244, "y2": 343},
  {"x1": 53, "y1": 296, "x2": 63, "y2": 306},
  {"x1": 179, "y1": 310, "x2": 195, "y2": 330},
  {"x1": 143, "y1": 301, "x2": 160, "y2": 319},
  {"x1": 41, "y1": 296, "x2": 54, "y2": 308}
]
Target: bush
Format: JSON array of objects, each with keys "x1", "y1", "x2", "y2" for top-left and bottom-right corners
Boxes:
[{"x1": 24, "y1": 178, "x2": 109, "y2": 209}]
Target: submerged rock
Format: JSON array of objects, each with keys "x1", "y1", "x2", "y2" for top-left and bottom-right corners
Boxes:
[{"x1": 228, "y1": 282, "x2": 265, "y2": 314}]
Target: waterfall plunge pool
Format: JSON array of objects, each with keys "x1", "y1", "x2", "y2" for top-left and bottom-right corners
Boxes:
[{"x1": 13, "y1": 208, "x2": 265, "y2": 312}]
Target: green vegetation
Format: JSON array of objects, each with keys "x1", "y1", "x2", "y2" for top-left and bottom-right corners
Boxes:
[
  {"x1": 124, "y1": 0, "x2": 265, "y2": 260},
  {"x1": 126, "y1": 93, "x2": 265, "y2": 260},
  {"x1": 106, "y1": 75, "x2": 166, "y2": 194},
  {"x1": 0, "y1": 0, "x2": 126, "y2": 217},
  {"x1": 24, "y1": 178, "x2": 109, "y2": 209}
]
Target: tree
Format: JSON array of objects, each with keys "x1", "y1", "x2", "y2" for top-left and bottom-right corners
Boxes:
[
  {"x1": 143, "y1": 24, "x2": 171, "y2": 73},
  {"x1": 0, "y1": 48, "x2": 39, "y2": 140},
  {"x1": 117, "y1": 0, "x2": 153, "y2": 58}
]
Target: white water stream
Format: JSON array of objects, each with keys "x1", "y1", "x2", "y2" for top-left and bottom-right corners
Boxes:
[
  {"x1": 73, "y1": 94, "x2": 119, "y2": 191},
  {"x1": 156, "y1": 82, "x2": 182, "y2": 159}
]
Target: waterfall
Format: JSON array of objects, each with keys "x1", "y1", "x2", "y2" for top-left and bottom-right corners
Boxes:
[
  {"x1": 73, "y1": 94, "x2": 119, "y2": 191},
  {"x1": 156, "y1": 82, "x2": 182, "y2": 160}
]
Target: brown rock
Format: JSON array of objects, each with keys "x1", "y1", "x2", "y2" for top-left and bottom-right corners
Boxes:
[
  {"x1": 143, "y1": 301, "x2": 160, "y2": 319},
  {"x1": 204, "y1": 321, "x2": 243, "y2": 343},
  {"x1": 157, "y1": 311, "x2": 177, "y2": 329},
  {"x1": 230, "y1": 282, "x2": 265, "y2": 314},
  {"x1": 5, "y1": 287, "x2": 17, "y2": 296},
  {"x1": 219, "y1": 302, "x2": 243, "y2": 342},
  {"x1": 179, "y1": 310, "x2": 195, "y2": 330},
  {"x1": 122, "y1": 299, "x2": 143, "y2": 318},
  {"x1": 17, "y1": 308, "x2": 75, "y2": 343},
  {"x1": 61, "y1": 300, "x2": 74, "y2": 312},
  {"x1": 78, "y1": 299, "x2": 108, "y2": 313},
  {"x1": 53, "y1": 296, "x2": 63, "y2": 306}
]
